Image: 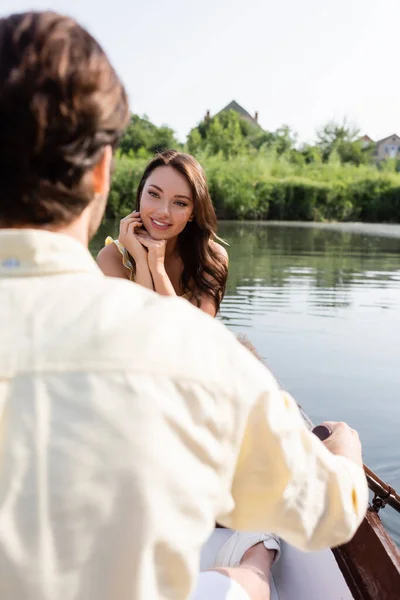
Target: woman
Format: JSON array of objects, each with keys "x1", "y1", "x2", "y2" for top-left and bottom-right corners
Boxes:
[
  {"x1": 97, "y1": 149, "x2": 228, "y2": 317},
  {"x1": 98, "y1": 152, "x2": 281, "y2": 599}
]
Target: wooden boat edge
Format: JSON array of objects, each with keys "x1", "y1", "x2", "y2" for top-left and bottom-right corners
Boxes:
[{"x1": 332, "y1": 508, "x2": 400, "y2": 600}]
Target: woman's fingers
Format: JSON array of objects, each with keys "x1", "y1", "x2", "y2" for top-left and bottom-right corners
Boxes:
[
  {"x1": 127, "y1": 222, "x2": 143, "y2": 238},
  {"x1": 134, "y1": 230, "x2": 153, "y2": 242},
  {"x1": 136, "y1": 236, "x2": 151, "y2": 248},
  {"x1": 121, "y1": 217, "x2": 142, "y2": 226},
  {"x1": 120, "y1": 212, "x2": 141, "y2": 226},
  {"x1": 120, "y1": 217, "x2": 142, "y2": 236},
  {"x1": 135, "y1": 236, "x2": 158, "y2": 250},
  {"x1": 136, "y1": 236, "x2": 166, "y2": 256},
  {"x1": 121, "y1": 211, "x2": 140, "y2": 220}
]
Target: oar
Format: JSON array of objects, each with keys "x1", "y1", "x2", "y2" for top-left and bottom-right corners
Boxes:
[{"x1": 313, "y1": 425, "x2": 400, "y2": 515}]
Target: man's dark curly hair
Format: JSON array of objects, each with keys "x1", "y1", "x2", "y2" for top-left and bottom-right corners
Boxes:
[{"x1": 0, "y1": 11, "x2": 129, "y2": 226}]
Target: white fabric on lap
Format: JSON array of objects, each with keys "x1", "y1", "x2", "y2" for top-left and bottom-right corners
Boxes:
[
  {"x1": 200, "y1": 528, "x2": 235, "y2": 571},
  {"x1": 215, "y1": 530, "x2": 280, "y2": 567},
  {"x1": 191, "y1": 572, "x2": 251, "y2": 600},
  {"x1": 271, "y1": 540, "x2": 353, "y2": 600},
  {"x1": 200, "y1": 531, "x2": 353, "y2": 600},
  {"x1": 200, "y1": 528, "x2": 280, "y2": 570}
]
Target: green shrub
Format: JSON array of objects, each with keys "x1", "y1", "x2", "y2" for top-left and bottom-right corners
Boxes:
[
  {"x1": 107, "y1": 154, "x2": 148, "y2": 218},
  {"x1": 109, "y1": 152, "x2": 400, "y2": 223},
  {"x1": 349, "y1": 177, "x2": 400, "y2": 222}
]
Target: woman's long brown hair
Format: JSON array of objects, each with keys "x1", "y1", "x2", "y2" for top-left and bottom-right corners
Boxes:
[{"x1": 136, "y1": 150, "x2": 228, "y2": 312}]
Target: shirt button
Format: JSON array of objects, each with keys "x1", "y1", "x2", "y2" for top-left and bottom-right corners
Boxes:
[{"x1": 1, "y1": 258, "x2": 20, "y2": 268}]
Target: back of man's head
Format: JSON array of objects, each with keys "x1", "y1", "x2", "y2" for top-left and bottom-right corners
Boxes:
[{"x1": 0, "y1": 11, "x2": 129, "y2": 227}]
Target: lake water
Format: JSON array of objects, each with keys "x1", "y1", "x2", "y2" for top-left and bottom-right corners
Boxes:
[{"x1": 91, "y1": 220, "x2": 400, "y2": 545}]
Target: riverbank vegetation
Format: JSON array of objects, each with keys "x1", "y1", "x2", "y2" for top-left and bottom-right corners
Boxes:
[{"x1": 108, "y1": 112, "x2": 400, "y2": 223}]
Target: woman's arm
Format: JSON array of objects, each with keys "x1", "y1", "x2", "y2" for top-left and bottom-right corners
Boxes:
[
  {"x1": 98, "y1": 212, "x2": 155, "y2": 290},
  {"x1": 96, "y1": 242, "x2": 154, "y2": 290},
  {"x1": 133, "y1": 235, "x2": 229, "y2": 314},
  {"x1": 118, "y1": 212, "x2": 155, "y2": 290},
  {"x1": 151, "y1": 268, "x2": 177, "y2": 297},
  {"x1": 133, "y1": 263, "x2": 155, "y2": 290},
  {"x1": 97, "y1": 243, "x2": 131, "y2": 279},
  {"x1": 134, "y1": 233, "x2": 177, "y2": 297}
]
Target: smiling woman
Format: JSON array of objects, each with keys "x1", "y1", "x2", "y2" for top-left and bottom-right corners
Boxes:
[{"x1": 97, "y1": 150, "x2": 228, "y2": 316}]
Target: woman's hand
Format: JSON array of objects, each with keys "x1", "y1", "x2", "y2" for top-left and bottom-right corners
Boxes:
[
  {"x1": 135, "y1": 231, "x2": 167, "y2": 274},
  {"x1": 134, "y1": 231, "x2": 175, "y2": 297},
  {"x1": 118, "y1": 211, "x2": 148, "y2": 265}
]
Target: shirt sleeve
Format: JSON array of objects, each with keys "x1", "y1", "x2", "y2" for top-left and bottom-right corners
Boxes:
[{"x1": 218, "y1": 347, "x2": 369, "y2": 551}]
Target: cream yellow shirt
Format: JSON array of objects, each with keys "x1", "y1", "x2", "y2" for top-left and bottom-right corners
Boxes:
[{"x1": 0, "y1": 230, "x2": 368, "y2": 600}]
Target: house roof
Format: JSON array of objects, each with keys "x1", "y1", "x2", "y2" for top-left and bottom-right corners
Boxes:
[
  {"x1": 361, "y1": 134, "x2": 374, "y2": 143},
  {"x1": 375, "y1": 133, "x2": 400, "y2": 145},
  {"x1": 216, "y1": 100, "x2": 262, "y2": 129}
]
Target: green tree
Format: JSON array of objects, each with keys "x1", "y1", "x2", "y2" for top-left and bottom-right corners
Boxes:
[
  {"x1": 316, "y1": 119, "x2": 370, "y2": 165},
  {"x1": 317, "y1": 119, "x2": 358, "y2": 157},
  {"x1": 119, "y1": 114, "x2": 154, "y2": 154},
  {"x1": 217, "y1": 110, "x2": 254, "y2": 139},
  {"x1": 150, "y1": 125, "x2": 179, "y2": 153},
  {"x1": 187, "y1": 128, "x2": 204, "y2": 155},
  {"x1": 338, "y1": 139, "x2": 373, "y2": 166},
  {"x1": 274, "y1": 125, "x2": 297, "y2": 155},
  {"x1": 251, "y1": 130, "x2": 276, "y2": 151},
  {"x1": 301, "y1": 144, "x2": 323, "y2": 164},
  {"x1": 119, "y1": 114, "x2": 179, "y2": 156},
  {"x1": 206, "y1": 111, "x2": 247, "y2": 158},
  {"x1": 251, "y1": 125, "x2": 296, "y2": 155}
]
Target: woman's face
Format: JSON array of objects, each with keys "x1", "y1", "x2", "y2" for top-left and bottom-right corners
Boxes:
[{"x1": 139, "y1": 166, "x2": 194, "y2": 240}]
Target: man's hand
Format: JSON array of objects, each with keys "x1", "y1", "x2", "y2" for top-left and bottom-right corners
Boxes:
[{"x1": 321, "y1": 421, "x2": 363, "y2": 468}]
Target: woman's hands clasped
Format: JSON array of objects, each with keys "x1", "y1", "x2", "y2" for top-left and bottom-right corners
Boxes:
[
  {"x1": 118, "y1": 211, "x2": 167, "y2": 275},
  {"x1": 134, "y1": 232, "x2": 166, "y2": 274}
]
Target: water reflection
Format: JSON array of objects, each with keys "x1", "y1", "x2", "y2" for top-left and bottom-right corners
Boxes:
[{"x1": 219, "y1": 222, "x2": 400, "y2": 327}]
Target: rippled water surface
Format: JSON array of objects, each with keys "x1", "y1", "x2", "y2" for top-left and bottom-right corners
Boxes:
[{"x1": 92, "y1": 221, "x2": 400, "y2": 545}]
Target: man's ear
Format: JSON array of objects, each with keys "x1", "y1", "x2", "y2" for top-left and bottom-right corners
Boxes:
[{"x1": 92, "y1": 145, "x2": 113, "y2": 196}]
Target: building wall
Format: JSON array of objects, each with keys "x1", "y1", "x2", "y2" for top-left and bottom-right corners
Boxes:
[
  {"x1": 376, "y1": 135, "x2": 400, "y2": 160},
  {"x1": 361, "y1": 136, "x2": 373, "y2": 149}
]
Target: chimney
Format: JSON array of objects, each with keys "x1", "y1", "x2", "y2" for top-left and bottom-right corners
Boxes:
[
  {"x1": 254, "y1": 111, "x2": 259, "y2": 123},
  {"x1": 205, "y1": 109, "x2": 211, "y2": 121}
]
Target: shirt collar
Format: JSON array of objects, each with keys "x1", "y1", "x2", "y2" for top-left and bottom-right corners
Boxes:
[{"x1": 0, "y1": 229, "x2": 102, "y2": 277}]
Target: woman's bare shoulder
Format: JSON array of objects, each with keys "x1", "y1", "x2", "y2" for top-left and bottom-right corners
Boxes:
[
  {"x1": 96, "y1": 241, "x2": 130, "y2": 279},
  {"x1": 97, "y1": 239, "x2": 120, "y2": 263}
]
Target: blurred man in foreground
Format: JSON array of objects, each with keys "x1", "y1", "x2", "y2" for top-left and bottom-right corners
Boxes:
[{"x1": 0, "y1": 11, "x2": 367, "y2": 600}]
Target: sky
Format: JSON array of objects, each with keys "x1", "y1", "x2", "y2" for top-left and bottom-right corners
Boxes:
[{"x1": 1, "y1": 0, "x2": 400, "y2": 144}]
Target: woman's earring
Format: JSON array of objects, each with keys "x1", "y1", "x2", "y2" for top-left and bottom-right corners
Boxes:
[{"x1": 188, "y1": 215, "x2": 194, "y2": 222}]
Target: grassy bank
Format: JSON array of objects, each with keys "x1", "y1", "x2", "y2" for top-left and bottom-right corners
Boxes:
[{"x1": 107, "y1": 152, "x2": 400, "y2": 223}]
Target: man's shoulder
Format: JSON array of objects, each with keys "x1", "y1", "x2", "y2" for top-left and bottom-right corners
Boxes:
[
  {"x1": 92, "y1": 275, "x2": 221, "y2": 333},
  {"x1": 61, "y1": 276, "x2": 233, "y2": 377},
  {"x1": 96, "y1": 280, "x2": 236, "y2": 372},
  {"x1": 84, "y1": 277, "x2": 275, "y2": 389},
  {"x1": 37, "y1": 272, "x2": 275, "y2": 396},
  {"x1": 93, "y1": 274, "x2": 220, "y2": 329}
]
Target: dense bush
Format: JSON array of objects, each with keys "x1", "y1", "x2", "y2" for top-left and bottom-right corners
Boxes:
[
  {"x1": 107, "y1": 153, "x2": 149, "y2": 218},
  {"x1": 109, "y1": 135, "x2": 400, "y2": 223},
  {"x1": 208, "y1": 155, "x2": 400, "y2": 222}
]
